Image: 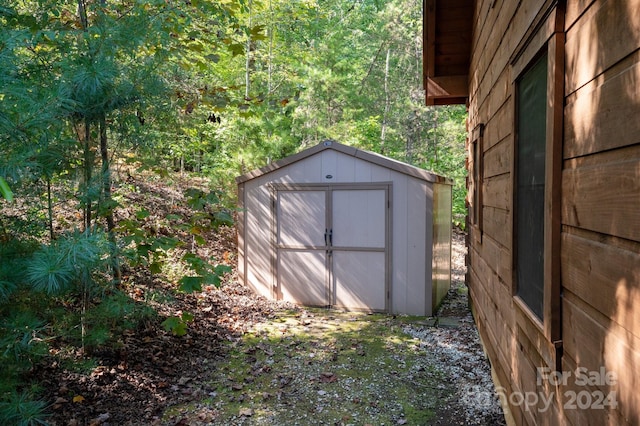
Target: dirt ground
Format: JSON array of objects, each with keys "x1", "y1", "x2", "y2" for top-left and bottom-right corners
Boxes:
[{"x1": 31, "y1": 175, "x2": 504, "y2": 426}]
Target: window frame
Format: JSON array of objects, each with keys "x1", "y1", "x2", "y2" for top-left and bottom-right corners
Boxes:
[
  {"x1": 514, "y1": 50, "x2": 548, "y2": 321},
  {"x1": 510, "y1": 5, "x2": 564, "y2": 344},
  {"x1": 469, "y1": 124, "x2": 484, "y2": 243}
]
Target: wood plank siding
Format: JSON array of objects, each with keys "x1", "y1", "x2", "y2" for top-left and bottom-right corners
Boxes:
[{"x1": 426, "y1": 0, "x2": 640, "y2": 424}]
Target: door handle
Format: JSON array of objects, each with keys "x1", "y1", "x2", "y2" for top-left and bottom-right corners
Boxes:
[
  {"x1": 324, "y1": 229, "x2": 328, "y2": 246},
  {"x1": 329, "y1": 229, "x2": 333, "y2": 245}
]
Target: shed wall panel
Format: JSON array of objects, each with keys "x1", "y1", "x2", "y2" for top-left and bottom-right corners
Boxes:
[
  {"x1": 238, "y1": 143, "x2": 450, "y2": 316},
  {"x1": 244, "y1": 182, "x2": 273, "y2": 299},
  {"x1": 432, "y1": 183, "x2": 452, "y2": 309},
  {"x1": 391, "y1": 174, "x2": 409, "y2": 314},
  {"x1": 405, "y1": 177, "x2": 429, "y2": 315}
]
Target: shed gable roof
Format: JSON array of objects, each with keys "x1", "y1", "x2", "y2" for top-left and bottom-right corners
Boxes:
[{"x1": 236, "y1": 140, "x2": 452, "y2": 184}]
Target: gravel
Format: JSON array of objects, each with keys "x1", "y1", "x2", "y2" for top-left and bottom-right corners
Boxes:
[
  {"x1": 42, "y1": 228, "x2": 506, "y2": 426},
  {"x1": 163, "y1": 229, "x2": 506, "y2": 426}
]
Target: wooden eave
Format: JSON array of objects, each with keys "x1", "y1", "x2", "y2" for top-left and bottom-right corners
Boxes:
[{"x1": 423, "y1": 0, "x2": 474, "y2": 106}]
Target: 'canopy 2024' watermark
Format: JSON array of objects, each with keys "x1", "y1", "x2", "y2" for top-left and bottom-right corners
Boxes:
[{"x1": 464, "y1": 367, "x2": 618, "y2": 413}]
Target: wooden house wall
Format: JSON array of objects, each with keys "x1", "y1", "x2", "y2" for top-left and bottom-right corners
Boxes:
[
  {"x1": 238, "y1": 148, "x2": 451, "y2": 316},
  {"x1": 466, "y1": 0, "x2": 640, "y2": 424}
]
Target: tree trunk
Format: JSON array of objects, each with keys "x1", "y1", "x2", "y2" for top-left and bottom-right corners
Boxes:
[
  {"x1": 47, "y1": 177, "x2": 54, "y2": 240},
  {"x1": 245, "y1": 0, "x2": 253, "y2": 98},
  {"x1": 77, "y1": 0, "x2": 88, "y2": 30},
  {"x1": 268, "y1": 0, "x2": 273, "y2": 94},
  {"x1": 433, "y1": 107, "x2": 439, "y2": 163},
  {"x1": 99, "y1": 116, "x2": 121, "y2": 285},
  {"x1": 380, "y1": 48, "x2": 391, "y2": 155},
  {"x1": 83, "y1": 119, "x2": 92, "y2": 230}
]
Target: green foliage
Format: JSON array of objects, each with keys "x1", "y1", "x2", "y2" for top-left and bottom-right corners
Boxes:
[
  {"x1": 118, "y1": 187, "x2": 233, "y2": 292},
  {"x1": 27, "y1": 229, "x2": 110, "y2": 295},
  {"x1": 0, "y1": 392, "x2": 49, "y2": 426},
  {"x1": 0, "y1": 178, "x2": 13, "y2": 202},
  {"x1": 83, "y1": 291, "x2": 157, "y2": 346},
  {"x1": 184, "y1": 188, "x2": 234, "y2": 235},
  {"x1": 1, "y1": 0, "x2": 468, "y2": 422},
  {"x1": 1, "y1": 0, "x2": 241, "y2": 422},
  {"x1": 0, "y1": 312, "x2": 48, "y2": 381},
  {"x1": 162, "y1": 311, "x2": 194, "y2": 337},
  {"x1": 180, "y1": 253, "x2": 233, "y2": 292},
  {"x1": 26, "y1": 245, "x2": 75, "y2": 295},
  {"x1": 0, "y1": 310, "x2": 49, "y2": 426}
]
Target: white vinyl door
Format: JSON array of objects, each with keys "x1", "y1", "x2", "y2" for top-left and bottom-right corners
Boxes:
[
  {"x1": 275, "y1": 185, "x2": 389, "y2": 311},
  {"x1": 276, "y1": 190, "x2": 328, "y2": 306},
  {"x1": 331, "y1": 189, "x2": 387, "y2": 311}
]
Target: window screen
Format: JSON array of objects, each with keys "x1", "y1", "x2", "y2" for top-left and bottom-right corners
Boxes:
[{"x1": 515, "y1": 52, "x2": 547, "y2": 320}]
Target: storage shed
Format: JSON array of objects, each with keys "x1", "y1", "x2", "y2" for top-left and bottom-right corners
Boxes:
[{"x1": 236, "y1": 140, "x2": 452, "y2": 316}]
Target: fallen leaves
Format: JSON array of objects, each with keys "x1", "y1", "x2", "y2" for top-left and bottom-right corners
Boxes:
[
  {"x1": 238, "y1": 407, "x2": 254, "y2": 417},
  {"x1": 319, "y1": 372, "x2": 337, "y2": 383},
  {"x1": 34, "y1": 200, "x2": 503, "y2": 426}
]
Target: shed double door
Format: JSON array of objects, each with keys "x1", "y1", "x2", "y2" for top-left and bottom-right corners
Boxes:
[{"x1": 274, "y1": 184, "x2": 389, "y2": 311}]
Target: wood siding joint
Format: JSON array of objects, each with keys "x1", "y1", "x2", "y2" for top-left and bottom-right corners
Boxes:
[{"x1": 552, "y1": 339, "x2": 563, "y2": 372}]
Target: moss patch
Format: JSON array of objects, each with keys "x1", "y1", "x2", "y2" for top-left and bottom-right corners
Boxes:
[{"x1": 164, "y1": 308, "x2": 454, "y2": 425}]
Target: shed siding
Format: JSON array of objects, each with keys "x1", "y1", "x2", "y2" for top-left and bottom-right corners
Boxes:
[
  {"x1": 405, "y1": 175, "x2": 428, "y2": 315},
  {"x1": 467, "y1": 0, "x2": 640, "y2": 424},
  {"x1": 432, "y1": 181, "x2": 451, "y2": 310},
  {"x1": 239, "y1": 145, "x2": 451, "y2": 316}
]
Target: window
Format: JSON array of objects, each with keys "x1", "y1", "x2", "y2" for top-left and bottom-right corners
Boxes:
[
  {"x1": 509, "y1": 0, "x2": 563, "y2": 347},
  {"x1": 515, "y1": 53, "x2": 548, "y2": 320},
  {"x1": 469, "y1": 124, "x2": 484, "y2": 240}
]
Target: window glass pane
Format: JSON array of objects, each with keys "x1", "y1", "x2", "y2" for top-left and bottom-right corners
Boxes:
[{"x1": 516, "y1": 52, "x2": 547, "y2": 319}]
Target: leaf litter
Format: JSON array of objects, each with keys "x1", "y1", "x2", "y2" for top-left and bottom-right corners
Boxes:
[{"x1": 36, "y1": 174, "x2": 504, "y2": 425}]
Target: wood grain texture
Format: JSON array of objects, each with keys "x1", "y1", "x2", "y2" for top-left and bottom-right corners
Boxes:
[
  {"x1": 564, "y1": 53, "x2": 640, "y2": 159},
  {"x1": 564, "y1": 0, "x2": 640, "y2": 96},
  {"x1": 465, "y1": 1, "x2": 640, "y2": 424},
  {"x1": 563, "y1": 294, "x2": 640, "y2": 425},
  {"x1": 562, "y1": 232, "x2": 640, "y2": 337},
  {"x1": 562, "y1": 159, "x2": 640, "y2": 242}
]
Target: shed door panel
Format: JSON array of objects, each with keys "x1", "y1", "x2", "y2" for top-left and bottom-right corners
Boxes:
[
  {"x1": 275, "y1": 185, "x2": 388, "y2": 311},
  {"x1": 278, "y1": 250, "x2": 327, "y2": 306},
  {"x1": 332, "y1": 190, "x2": 386, "y2": 248},
  {"x1": 276, "y1": 190, "x2": 328, "y2": 306},
  {"x1": 331, "y1": 189, "x2": 387, "y2": 310},
  {"x1": 333, "y1": 251, "x2": 386, "y2": 310},
  {"x1": 277, "y1": 191, "x2": 326, "y2": 248}
]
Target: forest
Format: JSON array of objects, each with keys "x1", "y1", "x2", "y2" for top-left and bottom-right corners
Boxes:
[{"x1": 0, "y1": 0, "x2": 467, "y2": 423}]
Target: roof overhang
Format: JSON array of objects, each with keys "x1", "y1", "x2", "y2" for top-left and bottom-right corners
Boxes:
[
  {"x1": 236, "y1": 140, "x2": 453, "y2": 185},
  {"x1": 423, "y1": 0, "x2": 474, "y2": 106}
]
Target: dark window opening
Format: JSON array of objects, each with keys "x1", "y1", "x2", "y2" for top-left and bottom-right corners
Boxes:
[
  {"x1": 515, "y1": 52, "x2": 547, "y2": 320},
  {"x1": 469, "y1": 124, "x2": 484, "y2": 236}
]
